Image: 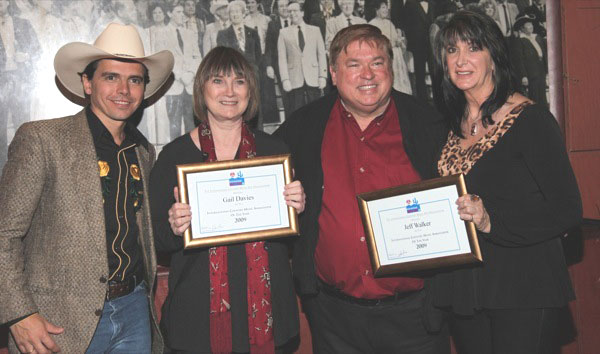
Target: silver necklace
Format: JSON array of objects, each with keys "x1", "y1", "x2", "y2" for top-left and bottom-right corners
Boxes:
[{"x1": 469, "y1": 116, "x2": 483, "y2": 136}]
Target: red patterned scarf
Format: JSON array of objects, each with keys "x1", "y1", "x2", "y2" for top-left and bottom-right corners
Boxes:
[{"x1": 198, "y1": 122, "x2": 274, "y2": 354}]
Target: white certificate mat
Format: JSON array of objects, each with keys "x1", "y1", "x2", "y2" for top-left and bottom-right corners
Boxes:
[
  {"x1": 177, "y1": 154, "x2": 298, "y2": 249},
  {"x1": 188, "y1": 165, "x2": 288, "y2": 237},
  {"x1": 357, "y1": 174, "x2": 481, "y2": 276}
]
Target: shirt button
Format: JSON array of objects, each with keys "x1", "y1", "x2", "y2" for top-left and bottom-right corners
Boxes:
[
  {"x1": 95, "y1": 309, "x2": 102, "y2": 317},
  {"x1": 359, "y1": 167, "x2": 365, "y2": 173},
  {"x1": 99, "y1": 276, "x2": 107, "y2": 283},
  {"x1": 365, "y1": 270, "x2": 369, "y2": 275},
  {"x1": 360, "y1": 236, "x2": 365, "y2": 242},
  {"x1": 321, "y1": 185, "x2": 325, "y2": 190},
  {"x1": 360, "y1": 136, "x2": 365, "y2": 142}
]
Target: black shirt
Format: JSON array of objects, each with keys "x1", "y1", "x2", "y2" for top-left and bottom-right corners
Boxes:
[{"x1": 86, "y1": 107, "x2": 145, "y2": 282}]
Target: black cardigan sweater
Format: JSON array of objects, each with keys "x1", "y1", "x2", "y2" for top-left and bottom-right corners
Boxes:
[
  {"x1": 149, "y1": 131, "x2": 299, "y2": 352},
  {"x1": 432, "y1": 103, "x2": 582, "y2": 315},
  {"x1": 274, "y1": 90, "x2": 448, "y2": 296}
]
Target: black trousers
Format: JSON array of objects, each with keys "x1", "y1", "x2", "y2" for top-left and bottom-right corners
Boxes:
[
  {"x1": 450, "y1": 308, "x2": 561, "y2": 354},
  {"x1": 302, "y1": 289, "x2": 450, "y2": 354},
  {"x1": 166, "y1": 91, "x2": 194, "y2": 140},
  {"x1": 288, "y1": 84, "x2": 322, "y2": 115}
]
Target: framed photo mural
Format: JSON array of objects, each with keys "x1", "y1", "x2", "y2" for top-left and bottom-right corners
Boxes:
[
  {"x1": 0, "y1": 0, "x2": 554, "y2": 171},
  {"x1": 0, "y1": 0, "x2": 562, "y2": 351}
]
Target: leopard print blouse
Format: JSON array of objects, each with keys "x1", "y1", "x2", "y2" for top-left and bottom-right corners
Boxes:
[{"x1": 438, "y1": 101, "x2": 533, "y2": 176}]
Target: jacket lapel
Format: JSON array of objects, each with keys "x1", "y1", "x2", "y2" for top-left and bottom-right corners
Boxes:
[
  {"x1": 71, "y1": 110, "x2": 107, "y2": 254},
  {"x1": 134, "y1": 143, "x2": 156, "y2": 286}
]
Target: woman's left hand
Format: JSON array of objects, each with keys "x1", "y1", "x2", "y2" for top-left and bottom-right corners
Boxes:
[
  {"x1": 457, "y1": 194, "x2": 491, "y2": 233},
  {"x1": 284, "y1": 180, "x2": 306, "y2": 214}
]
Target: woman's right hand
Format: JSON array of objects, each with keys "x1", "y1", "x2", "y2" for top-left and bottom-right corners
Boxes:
[{"x1": 168, "y1": 186, "x2": 191, "y2": 236}]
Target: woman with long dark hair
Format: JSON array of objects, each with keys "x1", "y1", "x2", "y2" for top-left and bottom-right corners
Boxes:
[{"x1": 432, "y1": 10, "x2": 581, "y2": 354}]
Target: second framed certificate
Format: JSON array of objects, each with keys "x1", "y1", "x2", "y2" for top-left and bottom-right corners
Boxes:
[
  {"x1": 177, "y1": 154, "x2": 299, "y2": 249},
  {"x1": 357, "y1": 174, "x2": 482, "y2": 276}
]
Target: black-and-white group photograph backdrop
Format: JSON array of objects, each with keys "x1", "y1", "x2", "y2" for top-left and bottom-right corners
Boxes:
[{"x1": 0, "y1": 0, "x2": 548, "y2": 170}]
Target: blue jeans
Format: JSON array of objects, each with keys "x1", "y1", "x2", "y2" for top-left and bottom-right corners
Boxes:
[{"x1": 86, "y1": 282, "x2": 151, "y2": 353}]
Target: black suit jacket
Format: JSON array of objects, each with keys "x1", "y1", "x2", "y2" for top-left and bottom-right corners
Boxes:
[
  {"x1": 512, "y1": 35, "x2": 547, "y2": 80},
  {"x1": 217, "y1": 25, "x2": 262, "y2": 69},
  {"x1": 391, "y1": 0, "x2": 408, "y2": 33},
  {"x1": 274, "y1": 91, "x2": 448, "y2": 296},
  {"x1": 403, "y1": 0, "x2": 436, "y2": 55},
  {"x1": 264, "y1": 16, "x2": 284, "y2": 70}
]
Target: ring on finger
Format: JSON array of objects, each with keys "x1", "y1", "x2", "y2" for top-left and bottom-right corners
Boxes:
[{"x1": 470, "y1": 194, "x2": 480, "y2": 202}]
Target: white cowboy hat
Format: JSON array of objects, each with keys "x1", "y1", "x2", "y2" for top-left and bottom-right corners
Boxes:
[
  {"x1": 210, "y1": 0, "x2": 229, "y2": 15},
  {"x1": 54, "y1": 23, "x2": 174, "y2": 99}
]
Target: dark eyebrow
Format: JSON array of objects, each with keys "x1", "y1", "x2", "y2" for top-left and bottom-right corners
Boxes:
[
  {"x1": 100, "y1": 72, "x2": 120, "y2": 78},
  {"x1": 100, "y1": 72, "x2": 144, "y2": 81}
]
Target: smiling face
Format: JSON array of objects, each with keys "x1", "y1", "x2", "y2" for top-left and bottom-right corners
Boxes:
[
  {"x1": 278, "y1": 0, "x2": 289, "y2": 19},
  {"x1": 152, "y1": 6, "x2": 165, "y2": 24},
  {"x1": 445, "y1": 40, "x2": 495, "y2": 98},
  {"x1": 521, "y1": 22, "x2": 534, "y2": 35},
  {"x1": 203, "y1": 72, "x2": 249, "y2": 124},
  {"x1": 484, "y1": 5, "x2": 494, "y2": 17},
  {"x1": 170, "y1": 5, "x2": 185, "y2": 26},
  {"x1": 184, "y1": 0, "x2": 196, "y2": 16},
  {"x1": 288, "y1": 2, "x2": 303, "y2": 25},
  {"x1": 376, "y1": 2, "x2": 388, "y2": 19},
  {"x1": 246, "y1": 0, "x2": 258, "y2": 13},
  {"x1": 340, "y1": 0, "x2": 354, "y2": 16},
  {"x1": 229, "y1": 4, "x2": 245, "y2": 25},
  {"x1": 330, "y1": 40, "x2": 392, "y2": 119},
  {"x1": 83, "y1": 59, "x2": 145, "y2": 126}
]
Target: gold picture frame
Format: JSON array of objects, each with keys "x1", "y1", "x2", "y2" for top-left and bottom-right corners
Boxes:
[
  {"x1": 357, "y1": 174, "x2": 482, "y2": 276},
  {"x1": 177, "y1": 154, "x2": 299, "y2": 249}
]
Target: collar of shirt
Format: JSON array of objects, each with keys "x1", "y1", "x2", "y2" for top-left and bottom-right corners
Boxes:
[
  {"x1": 234, "y1": 24, "x2": 245, "y2": 34},
  {"x1": 520, "y1": 32, "x2": 536, "y2": 39},
  {"x1": 86, "y1": 106, "x2": 146, "y2": 150},
  {"x1": 295, "y1": 22, "x2": 306, "y2": 31},
  {"x1": 338, "y1": 97, "x2": 391, "y2": 134}
]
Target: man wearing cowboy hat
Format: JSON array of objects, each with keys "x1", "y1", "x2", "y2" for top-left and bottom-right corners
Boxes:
[
  {"x1": 203, "y1": 0, "x2": 231, "y2": 56},
  {"x1": 511, "y1": 12, "x2": 547, "y2": 105},
  {"x1": 0, "y1": 23, "x2": 174, "y2": 353}
]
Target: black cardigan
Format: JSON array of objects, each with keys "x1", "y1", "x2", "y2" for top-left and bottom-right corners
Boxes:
[
  {"x1": 149, "y1": 131, "x2": 299, "y2": 352},
  {"x1": 432, "y1": 104, "x2": 582, "y2": 315},
  {"x1": 274, "y1": 90, "x2": 449, "y2": 296}
]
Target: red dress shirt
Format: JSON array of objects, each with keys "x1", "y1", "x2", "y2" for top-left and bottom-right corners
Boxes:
[{"x1": 314, "y1": 99, "x2": 424, "y2": 299}]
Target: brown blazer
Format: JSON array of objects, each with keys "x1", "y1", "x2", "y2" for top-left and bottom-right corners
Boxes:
[{"x1": 0, "y1": 110, "x2": 163, "y2": 353}]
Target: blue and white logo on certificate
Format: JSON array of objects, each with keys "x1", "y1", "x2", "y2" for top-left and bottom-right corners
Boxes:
[
  {"x1": 229, "y1": 171, "x2": 245, "y2": 186},
  {"x1": 406, "y1": 197, "x2": 421, "y2": 213}
]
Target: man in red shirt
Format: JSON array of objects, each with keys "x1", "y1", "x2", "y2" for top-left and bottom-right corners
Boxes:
[{"x1": 275, "y1": 24, "x2": 449, "y2": 353}]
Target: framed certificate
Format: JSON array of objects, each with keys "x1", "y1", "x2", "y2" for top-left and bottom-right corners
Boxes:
[
  {"x1": 177, "y1": 154, "x2": 299, "y2": 249},
  {"x1": 357, "y1": 174, "x2": 482, "y2": 276}
]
